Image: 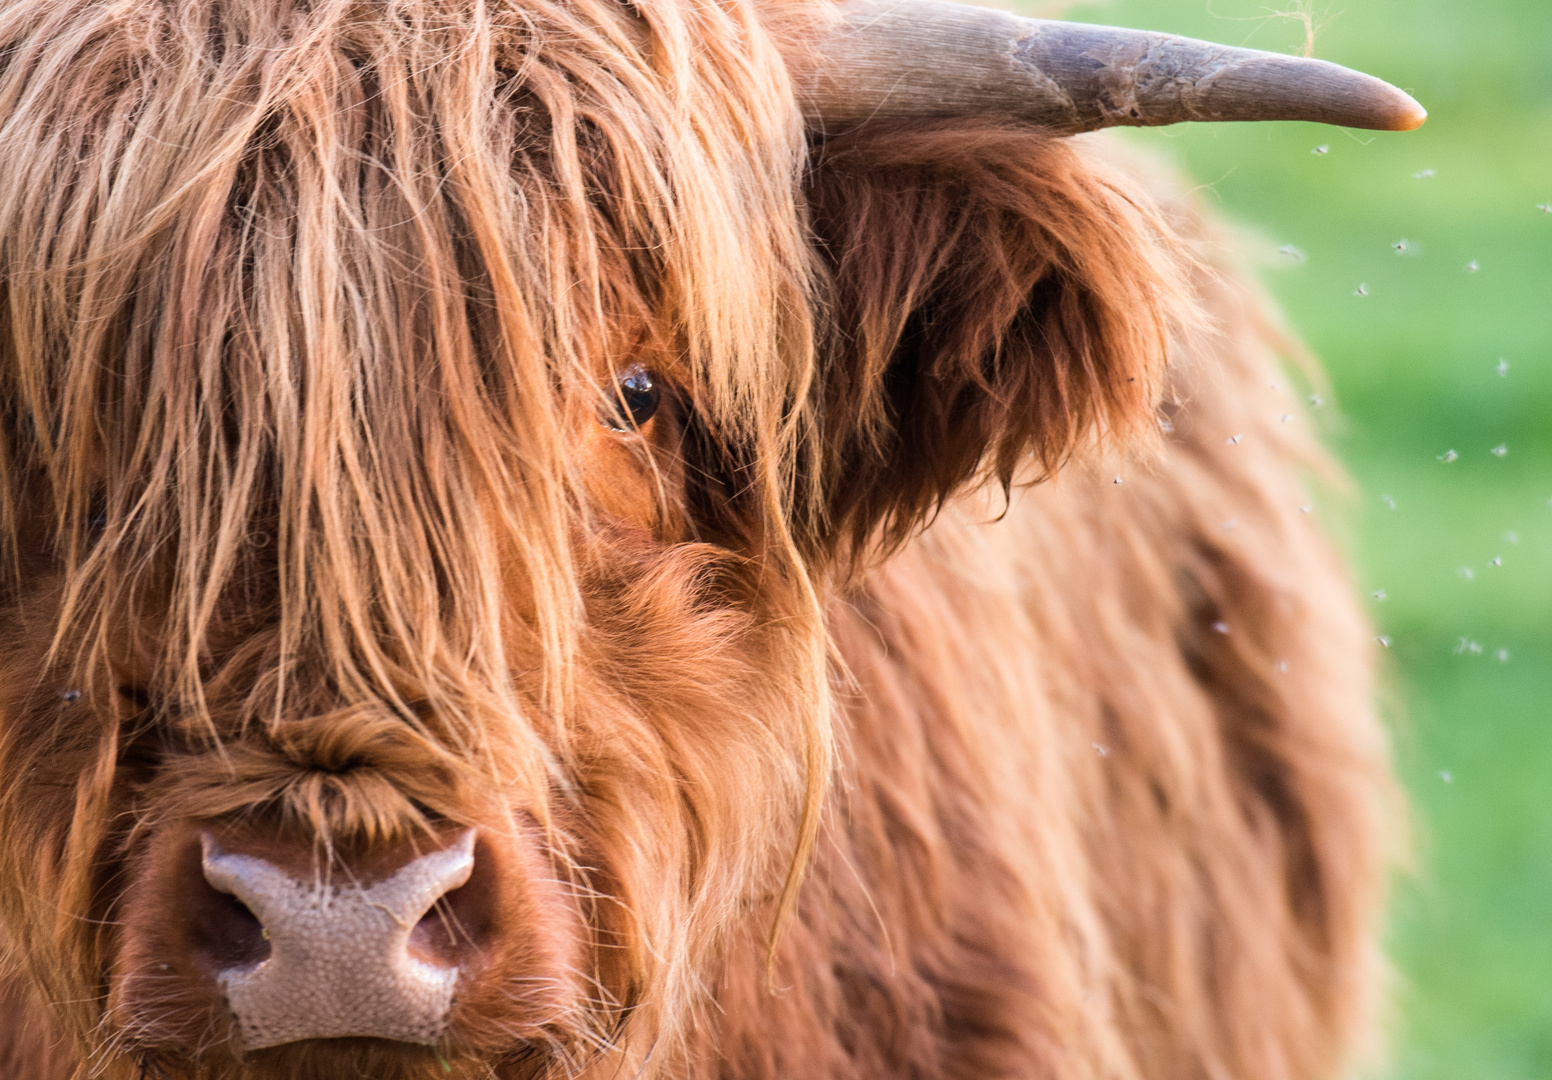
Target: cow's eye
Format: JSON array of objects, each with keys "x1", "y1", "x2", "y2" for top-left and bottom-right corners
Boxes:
[{"x1": 603, "y1": 365, "x2": 660, "y2": 431}]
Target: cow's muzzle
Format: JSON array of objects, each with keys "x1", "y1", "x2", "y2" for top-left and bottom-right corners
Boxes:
[
  {"x1": 110, "y1": 808, "x2": 586, "y2": 1066},
  {"x1": 198, "y1": 829, "x2": 475, "y2": 1049}
]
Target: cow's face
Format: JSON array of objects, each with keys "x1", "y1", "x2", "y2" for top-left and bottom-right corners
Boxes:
[
  {"x1": 0, "y1": 0, "x2": 1419, "y2": 1076},
  {"x1": 0, "y1": 1, "x2": 824, "y2": 1075}
]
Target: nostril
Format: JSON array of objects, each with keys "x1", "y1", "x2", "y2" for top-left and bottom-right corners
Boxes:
[
  {"x1": 408, "y1": 835, "x2": 496, "y2": 967},
  {"x1": 186, "y1": 849, "x2": 271, "y2": 973},
  {"x1": 411, "y1": 891, "x2": 465, "y2": 961}
]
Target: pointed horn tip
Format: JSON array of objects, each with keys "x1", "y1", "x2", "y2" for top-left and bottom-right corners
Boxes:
[
  {"x1": 1353, "y1": 71, "x2": 1427, "y2": 131},
  {"x1": 1386, "y1": 93, "x2": 1428, "y2": 132}
]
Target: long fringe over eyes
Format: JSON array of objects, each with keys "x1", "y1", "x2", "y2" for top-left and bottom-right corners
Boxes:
[{"x1": 0, "y1": 0, "x2": 820, "y2": 759}]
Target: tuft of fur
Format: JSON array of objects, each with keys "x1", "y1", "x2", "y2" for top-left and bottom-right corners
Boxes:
[
  {"x1": 0, "y1": 0, "x2": 1390, "y2": 1078},
  {"x1": 801, "y1": 123, "x2": 1184, "y2": 567}
]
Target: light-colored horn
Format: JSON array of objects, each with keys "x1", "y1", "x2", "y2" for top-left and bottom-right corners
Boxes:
[{"x1": 785, "y1": 0, "x2": 1426, "y2": 133}]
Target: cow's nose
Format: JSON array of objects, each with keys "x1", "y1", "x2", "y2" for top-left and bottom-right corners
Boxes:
[{"x1": 195, "y1": 830, "x2": 478, "y2": 1049}]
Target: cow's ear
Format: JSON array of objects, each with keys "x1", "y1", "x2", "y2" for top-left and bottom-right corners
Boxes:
[{"x1": 801, "y1": 121, "x2": 1183, "y2": 566}]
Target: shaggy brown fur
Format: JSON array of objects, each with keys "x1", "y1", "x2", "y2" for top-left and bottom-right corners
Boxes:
[{"x1": 0, "y1": 0, "x2": 1390, "y2": 1077}]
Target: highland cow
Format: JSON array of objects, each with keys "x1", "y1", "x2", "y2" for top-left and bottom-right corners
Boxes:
[{"x1": 0, "y1": 0, "x2": 1423, "y2": 1077}]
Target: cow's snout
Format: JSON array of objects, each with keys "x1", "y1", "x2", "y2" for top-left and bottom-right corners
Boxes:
[
  {"x1": 111, "y1": 810, "x2": 583, "y2": 1063},
  {"x1": 188, "y1": 830, "x2": 481, "y2": 1049}
]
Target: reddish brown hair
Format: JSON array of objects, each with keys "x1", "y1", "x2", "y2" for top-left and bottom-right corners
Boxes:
[
  {"x1": 802, "y1": 122, "x2": 1181, "y2": 564},
  {"x1": 0, "y1": 0, "x2": 1389, "y2": 1077}
]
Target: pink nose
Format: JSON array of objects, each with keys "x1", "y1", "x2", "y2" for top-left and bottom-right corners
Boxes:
[{"x1": 192, "y1": 831, "x2": 482, "y2": 1049}]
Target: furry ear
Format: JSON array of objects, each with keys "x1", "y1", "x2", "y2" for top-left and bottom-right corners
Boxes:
[{"x1": 801, "y1": 122, "x2": 1183, "y2": 566}]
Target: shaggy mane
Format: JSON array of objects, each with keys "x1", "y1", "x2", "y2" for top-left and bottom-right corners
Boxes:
[{"x1": 0, "y1": 0, "x2": 817, "y2": 743}]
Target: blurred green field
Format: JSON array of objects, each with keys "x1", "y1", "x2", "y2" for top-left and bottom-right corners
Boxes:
[{"x1": 1051, "y1": 0, "x2": 1552, "y2": 1075}]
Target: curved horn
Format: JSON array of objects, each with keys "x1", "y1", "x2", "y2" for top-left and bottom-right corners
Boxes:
[{"x1": 785, "y1": 0, "x2": 1426, "y2": 133}]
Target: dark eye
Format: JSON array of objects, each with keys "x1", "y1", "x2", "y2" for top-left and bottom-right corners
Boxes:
[{"x1": 603, "y1": 365, "x2": 660, "y2": 431}]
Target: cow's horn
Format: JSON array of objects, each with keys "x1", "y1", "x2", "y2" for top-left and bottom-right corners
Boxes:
[{"x1": 786, "y1": 0, "x2": 1426, "y2": 133}]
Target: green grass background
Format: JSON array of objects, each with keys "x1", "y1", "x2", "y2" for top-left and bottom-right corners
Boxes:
[{"x1": 1045, "y1": 0, "x2": 1552, "y2": 1075}]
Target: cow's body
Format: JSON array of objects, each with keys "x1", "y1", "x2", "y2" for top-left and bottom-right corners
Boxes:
[
  {"x1": 694, "y1": 187, "x2": 1387, "y2": 1080},
  {"x1": 0, "y1": 1, "x2": 1395, "y2": 1077}
]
